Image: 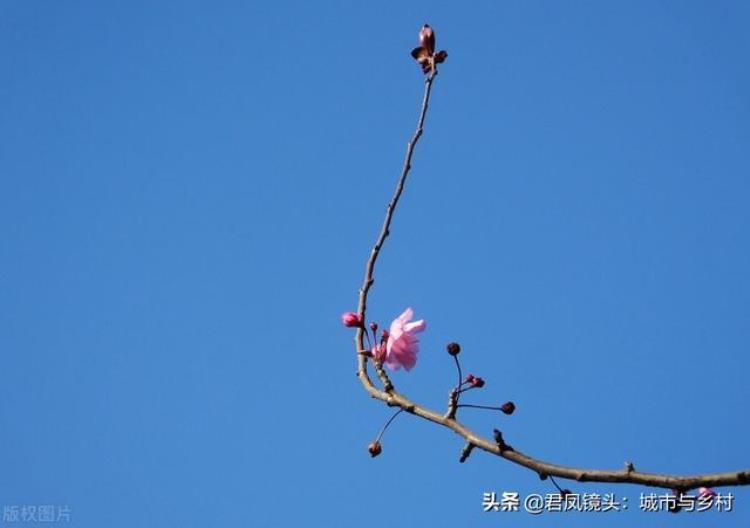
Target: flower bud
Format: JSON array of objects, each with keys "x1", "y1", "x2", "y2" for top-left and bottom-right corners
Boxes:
[
  {"x1": 500, "y1": 401, "x2": 516, "y2": 415},
  {"x1": 341, "y1": 312, "x2": 362, "y2": 328},
  {"x1": 369, "y1": 321, "x2": 378, "y2": 333},
  {"x1": 464, "y1": 374, "x2": 475, "y2": 384},
  {"x1": 418, "y1": 24, "x2": 435, "y2": 55},
  {"x1": 470, "y1": 376, "x2": 485, "y2": 388},
  {"x1": 367, "y1": 441, "x2": 382, "y2": 457},
  {"x1": 372, "y1": 343, "x2": 386, "y2": 363},
  {"x1": 697, "y1": 487, "x2": 716, "y2": 498},
  {"x1": 446, "y1": 342, "x2": 461, "y2": 356}
]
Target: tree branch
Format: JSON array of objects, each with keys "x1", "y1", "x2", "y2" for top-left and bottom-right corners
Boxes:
[
  {"x1": 351, "y1": 41, "x2": 749, "y2": 492},
  {"x1": 354, "y1": 70, "x2": 436, "y2": 391}
]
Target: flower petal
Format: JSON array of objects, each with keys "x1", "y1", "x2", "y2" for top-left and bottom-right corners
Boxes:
[
  {"x1": 384, "y1": 308, "x2": 424, "y2": 372},
  {"x1": 397, "y1": 307, "x2": 414, "y2": 324},
  {"x1": 403, "y1": 319, "x2": 426, "y2": 333}
]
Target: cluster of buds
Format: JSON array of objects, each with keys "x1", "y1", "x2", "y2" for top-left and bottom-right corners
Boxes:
[
  {"x1": 463, "y1": 373, "x2": 485, "y2": 389},
  {"x1": 410, "y1": 24, "x2": 448, "y2": 74},
  {"x1": 449, "y1": 343, "x2": 517, "y2": 416}
]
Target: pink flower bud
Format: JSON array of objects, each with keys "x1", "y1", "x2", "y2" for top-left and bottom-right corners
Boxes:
[
  {"x1": 697, "y1": 487, "x2": 716, "y2": 498},
  {"x1": 341, "y1": 312, "x2": 362, "y2": 328},
  {"x1": 369, "y1": 322, "x2": 378, "y2": 333}
]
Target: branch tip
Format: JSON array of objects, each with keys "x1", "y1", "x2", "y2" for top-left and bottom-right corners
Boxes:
[
  {"x1": 492, "y1": 428, "x2": 512, "y2": 452},
  {"x1": 459, "y1": 443, "x2": 475, "y2": 463}
]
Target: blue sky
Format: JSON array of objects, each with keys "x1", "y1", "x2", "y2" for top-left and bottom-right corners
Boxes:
[{"x1": 1, "y1": 1, "x2": 749, "y2": 526}]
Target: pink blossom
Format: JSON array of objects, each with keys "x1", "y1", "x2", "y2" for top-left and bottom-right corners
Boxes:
[
  {"x1": 385, "y1": 307, "x2": 426, "y2": 371},
  {"x1": 341, "y1": 312, "x2": 362, "y2": 328}
]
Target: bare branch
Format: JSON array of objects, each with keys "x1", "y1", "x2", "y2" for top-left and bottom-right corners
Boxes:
[{"x1": 353, "y1": 70, "x2": 437, "y2": 390}]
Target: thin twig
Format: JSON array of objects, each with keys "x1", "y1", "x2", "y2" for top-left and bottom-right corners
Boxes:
[
  {"x1": 457, "y1": 404, "x2": 505, "y2": 411},
  {"x1": 354, "y1": 70, "x2": 437, "y2": 391},
  {"x1": 453, "y1": 355, "x2": 463, "y2": 397},
  {"x1": 375, "y1": 408, "x2": 405, "y2": 443}
]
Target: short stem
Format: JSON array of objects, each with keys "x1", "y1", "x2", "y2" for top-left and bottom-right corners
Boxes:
[
  {"x1": 375, "y1": 408, "x2": 405, "y2": 443},
  {"x1": 363, "y1": 327, "x2": 372, "y2": 351},
  {"x1": 549, "y1": 475, "x2": 564, "y2": 494},
  {"x1": 453, "y1": 355, "x2": 463, "y2": 394},
  {"x1": 456, "y1": 404, "x2": 505, "y2": 411}
]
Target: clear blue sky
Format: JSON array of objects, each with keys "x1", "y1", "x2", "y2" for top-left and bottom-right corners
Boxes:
[{"x1": 2, "y1": 1, "x2": 749, "y2": 526}]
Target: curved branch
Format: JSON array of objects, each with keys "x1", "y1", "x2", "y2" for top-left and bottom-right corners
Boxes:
[
  {"x1": 356, "y1": 380, "x2": 750, "y2": 489},
  {"x1": 351, "y1": 64, "x2": 749, "y2": 491},
  {"x1": 354, "y1": 70, "x2": 436, "y2": 389}
]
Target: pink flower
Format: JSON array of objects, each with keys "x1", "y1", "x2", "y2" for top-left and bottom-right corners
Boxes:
[
  {"x1": 385, "y1": 307, "x2": 426, "y2": 371},
  {"x1": 341, "y1": 312, "x2": 362, "y2": 328}
]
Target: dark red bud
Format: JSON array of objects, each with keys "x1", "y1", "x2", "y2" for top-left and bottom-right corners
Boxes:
[
  {"x1": 471, "y1": 377, "x2": 485, "y2": 388},
  {"x1": 434, "y1": 50, "x2": 448, "y2": 64},
  {"x1": 446, "y1": 342, "x2": 461, "y2": 356},
  {"x1": 367, "y1": 441, "x2": 382, "y2": 457},
  {"x1": 369, "y1": 322, "x2": 378, "y2": 333},
  {"x1": 500, "y1": 401, "x2": 516, "y2": 415},
  {"x1": 464, "y1": 374, "x2": 475, "y2": 384},
  {"x1": 418, "y1": 24, "x2": 435, "y2": 55}
]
